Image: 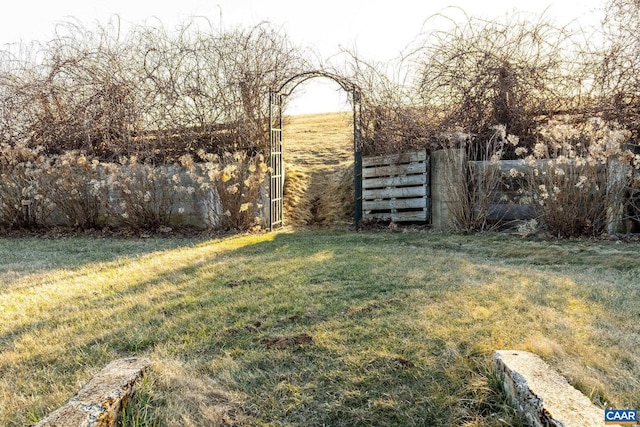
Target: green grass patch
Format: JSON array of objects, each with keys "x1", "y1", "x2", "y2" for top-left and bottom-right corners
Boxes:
[{"x1": 1, "y1": 230, "x2": 638, "y2": 426}]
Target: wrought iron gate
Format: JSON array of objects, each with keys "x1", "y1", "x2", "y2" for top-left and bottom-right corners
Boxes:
[
  {"x1": 268, "y1": 90, "x2": 283, "y2": 230},
  {"x1": 352, "y1": 90, "x2": 363, "y2": 229},
  {"x1": 268, "y1": 71, "x2": 363, "y2": 230}
]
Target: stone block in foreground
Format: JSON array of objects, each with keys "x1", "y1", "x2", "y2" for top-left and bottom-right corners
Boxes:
[
  {"x1": 35, "y1": 357, "x2": 151, "y2": 427},
  {"x1": 493, "y1": 350, "x2": 621, "y2": 427}
]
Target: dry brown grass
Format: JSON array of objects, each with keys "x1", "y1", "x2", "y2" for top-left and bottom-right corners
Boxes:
[
  {"x1": 4, "y1": 231, "x2": 639, "y2": 426},
  {"x1": 282, "y1": 112, "x2": 353, "y2": 226}
]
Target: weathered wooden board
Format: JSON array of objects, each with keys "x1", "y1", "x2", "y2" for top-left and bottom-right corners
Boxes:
[
  {"x1": 362, "y1": 162, "x2": 427, "y2": 179},
  {"x1": 362, "y1": 150, "x2": 430, "y2": 223},
  {"x1": 364, "y1": 186, "x2": 427, "y2": 200},
  {"x1": 366, "y1": 211, "x2": 428, "y2": 222},
  {"x1": 362, "y1": 151, "x2": 428, "y2": 167},
  {"x1": 364, "y1": 198, "x2": 428, "y2": 211},
  {"x1": 362, "y1": 174, "x2": 426, "y2": 189}
]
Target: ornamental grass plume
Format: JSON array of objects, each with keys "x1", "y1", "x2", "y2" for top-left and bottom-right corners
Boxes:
[
  {"x1": 186, "y1": 151, "x2": 268, "y2": 230},
  {"x1": 519, "y1": 119, "x2": 632, "y2": 237}
]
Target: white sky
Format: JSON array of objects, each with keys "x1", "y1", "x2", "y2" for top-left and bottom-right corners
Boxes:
[{"x1": 0, "y1": 0, "x2": 607, "y2": 114}]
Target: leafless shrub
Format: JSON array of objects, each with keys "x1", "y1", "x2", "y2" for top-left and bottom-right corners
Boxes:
[
  {"x1": 131, "y1": 20, "x2": 307, "y2": 160},
  {"x1": 417, "y1": 11, "x2": 592, "y2": 152},
  {"x1": 0, "y1": 143, "x2": 51, "y2": 228},
  {"x1": 0, "y1": 19, "x2": 309, "y2": 232},
  {"x1": 106, "y1": 157, "x2": 193, "y2": 229},
  {"x1": 184, "y1": 151, "x2": 268, "y2": 231},
  {"x1": 0, "y1": 18, "x2": 307, "y2": 162},
  {"x1": 438, "y1": 127, "x2": 508, "y2": 232},
  {"x1": 340, "y1": 11, "x2": 594, "y2": 157},
  {"x1": 597, "y1": 0, "x2": 640, "y2": 138},
  {"x1": 341, "y1": 54, "x2": 438, "y2": 156},
  {"x1": 44, "y1": 152, "x2": 109, "y2": 229},
  {"x1": 519, "y1": 119, "x2": 631, "y2": 237}
]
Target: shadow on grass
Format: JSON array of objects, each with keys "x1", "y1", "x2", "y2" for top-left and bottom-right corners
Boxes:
[
  {"x1": 2, "y1": 230, "x2": 639, "y2": 425},
  {"x1": 0, "y1": 236, "x2": 210, "y2": 288}
]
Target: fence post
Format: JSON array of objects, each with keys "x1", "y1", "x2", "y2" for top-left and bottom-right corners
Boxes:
[
  {"x1": 431, "y1": 149, "x2": 467, "y2": 231},
  {"x1": 607, "y1": 157, "x2": 628, "y2": 234}
]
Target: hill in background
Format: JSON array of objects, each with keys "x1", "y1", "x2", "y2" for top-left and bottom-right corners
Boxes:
[{"x1": 281, "y1": 112, "x2": 354, "y2": 226}]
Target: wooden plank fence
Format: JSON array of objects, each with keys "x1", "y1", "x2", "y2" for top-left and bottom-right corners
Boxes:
[{"x1": 362, "y1": 151, "x2": 430, "y2": 222}]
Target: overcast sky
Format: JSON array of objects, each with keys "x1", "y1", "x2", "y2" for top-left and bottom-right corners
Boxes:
[{"x1": 0, "y1": 0, "x2": 607, "y2": 114}]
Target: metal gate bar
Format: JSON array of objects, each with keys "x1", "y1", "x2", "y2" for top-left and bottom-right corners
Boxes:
[
  {"x1": 269, "y1": 91, "x2": 283, "y2": 230},
  {"x1": 352, "y1": 89, "x2": 363, "y2": 229}
]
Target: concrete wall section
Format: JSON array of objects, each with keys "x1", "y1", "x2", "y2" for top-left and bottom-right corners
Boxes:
[
  {"x1": 431, "y1": 149, "x2": 467, "y2": 231},
  {"x1": 493, "y1": 350, "x2": 622, "y2": 427}
]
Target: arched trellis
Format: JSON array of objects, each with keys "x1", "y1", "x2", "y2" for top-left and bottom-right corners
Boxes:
[{"x1": 268, "y1": 71, "x2": 363, "y2": 230}]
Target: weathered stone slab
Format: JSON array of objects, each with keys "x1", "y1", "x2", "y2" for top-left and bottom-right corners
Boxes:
[
  {"x1": 493, "y1": 350, "x2": 623, "y2": 427},
  {"x1": 36, "y1": 357, "x2": 151, "y2": 427}
]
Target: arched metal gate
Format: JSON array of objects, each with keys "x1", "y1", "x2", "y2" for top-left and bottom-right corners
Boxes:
[
  {"x1": 268, "y1": 91, "x2": 284, "y2": 230},
  {"x1": 268, "y1": 71, "x2": 363, "y2": 230}
]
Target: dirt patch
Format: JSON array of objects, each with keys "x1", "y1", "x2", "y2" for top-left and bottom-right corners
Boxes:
[
  {"x1": 367, "y1": 356, "x2": 416, "y2": 371},
  {"x1": 224, "y1": 278, "x2": 266, "y2": 288},
  {"x1": 259, "y1": 333, "x2": 313, "y2": 349},
  {"x1": 223, "y1": 321, "x2": 262, "y2": 335},
  {"x1": 347, "y1": 298, "x2": 405, "y2": 317}
]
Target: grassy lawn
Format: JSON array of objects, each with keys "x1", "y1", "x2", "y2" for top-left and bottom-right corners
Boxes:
[{"x1": 1, "y1": 229, "x2": 639, "y2": 426}]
